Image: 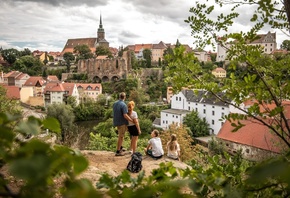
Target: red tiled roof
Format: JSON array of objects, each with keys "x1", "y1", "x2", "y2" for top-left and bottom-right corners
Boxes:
[
  {"x1": 62, "y1": 83, "x2": 76, "y2": 96},
  {"x1": 23, "y1": 76, "x2": 45, "y2": 87},
  {"x1": 134, "y1": 44, "x2": 153, "y2": 53},
  {"x1": 44, "y1": 82, "x2": 65, "y2": 93},
  {"x1": 96, "y1": 55, "x2": 107, "y2": 59},
  {"x1": 218, "y1": 101, "x2": 290, "y2": 153},
  {"x1": 61, "y1": 38, "x2": 97, "y2": 55},
  {"x1": 217, "y1": 118, "x2": 287, "y2": 153},
  {"x1": 213, "y1": 67, "x2": 226, "y2": 72},
  {"x1": 47, "y1": 75, "x2": 59, "y2": 82},
  {"x1": 76, "y1": 83, "x2": 102, "y2": 91},
  {"x1": 2, "y1": 85, "x2": 20, "y2": 99}
]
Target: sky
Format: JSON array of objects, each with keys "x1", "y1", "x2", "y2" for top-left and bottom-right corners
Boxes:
[{"x1": 0, "y1": 0, "x2": 289, "y2": 52}]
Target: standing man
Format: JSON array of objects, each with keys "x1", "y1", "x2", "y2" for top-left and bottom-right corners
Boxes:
[{"x1": 113, "y1": 92, "x2": 133, "y2": 156}]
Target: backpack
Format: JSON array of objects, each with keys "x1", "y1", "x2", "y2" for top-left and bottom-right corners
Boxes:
[{"x1": 126, "y1": 152, "x2": 143, "y2": 173}]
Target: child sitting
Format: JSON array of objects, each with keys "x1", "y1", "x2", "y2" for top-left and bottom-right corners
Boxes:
[
  {"x1": 144, "y1": 129, "x2": 164, "y2": 159},
  {"x1": 167, "y1": 134, "x2": 181, "y2": 161}
]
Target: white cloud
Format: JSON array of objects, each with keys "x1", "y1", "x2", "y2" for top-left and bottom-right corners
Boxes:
[{"x1": 0, "y1": 0, "x2": 289, "y2": 52}]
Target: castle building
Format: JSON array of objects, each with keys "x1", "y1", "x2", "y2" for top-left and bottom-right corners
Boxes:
[{"x1": 61, "y1": 15, "x2": 109, "y2": 56}]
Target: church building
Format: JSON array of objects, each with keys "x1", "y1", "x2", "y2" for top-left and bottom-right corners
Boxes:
[{"x1": 61, "y1": 15, "x2": 109, "y2": 56}]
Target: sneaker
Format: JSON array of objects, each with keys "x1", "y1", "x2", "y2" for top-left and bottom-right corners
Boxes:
[
  {"x1": 120, "y1": 146, "x2": 126, "y2": 152},
  {"x1": 115, "y1": 151, "x2": 125, "y2": 156}
]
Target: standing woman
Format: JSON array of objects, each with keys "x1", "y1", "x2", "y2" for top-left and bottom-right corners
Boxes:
[
  {"x1": 127, "y1": 101, "x2": 141, "y2": 153},
  {"x1": 167, "y1": 134, "x2": 181, "y2": 161}
]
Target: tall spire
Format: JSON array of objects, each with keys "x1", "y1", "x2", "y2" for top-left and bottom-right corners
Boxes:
[
  {"x1": 99, "y1": 14, "x2": 103, "y2": 28},
  {"x1": 97, "y1": 13, "x2": 105, "y2": 40}
]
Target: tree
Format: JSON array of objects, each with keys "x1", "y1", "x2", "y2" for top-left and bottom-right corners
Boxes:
[
  {"x1": 20, "y1": 48, "x2": 32, "y2": 56},
  {"x1": 63, "y1": 52, "x2": 75, "y2": 73},
  {"x1": 0, "y1": 85, "x2": 21, "y2": 115},
  {"x1": 1, "y1": 48, "x2": 20, "y2": 65},
  {"x1": 73, "y1": 44, "x2": 94, "y2": 62},
  {"x1": 164, "y1": 0, "x2": 290, "y2": 148},
  {"x1": 43, "y1": 52, "x2": 48, "y2": 65},
  {"x1": 183, "y1": 110, "x2": 210, "y2": 137},
  {"x1": 142, "y1": 49, "x2": 152, "y2": 68},
  {"x1": 13, "y1": 55, "x2": 44, "y2": 76},
  {"x1": 46, "y1": 103, "x2": 76, "y2": 142},
  {"x1": 280, "y1": 40, "x2": 290, "y2": 51},
  {"x1": 95, "y1": 45, "x2": 112, "y2": 58}
]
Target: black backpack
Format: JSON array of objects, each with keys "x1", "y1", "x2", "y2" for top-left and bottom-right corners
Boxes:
[{"x1": 126, "y1": 152, "x2": 143, "y2": 173}]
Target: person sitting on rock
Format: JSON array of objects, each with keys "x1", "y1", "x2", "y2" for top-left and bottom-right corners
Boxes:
[
  {"x1": 144, "y1": 129, "x2": 164, "y2": 159},
  {"x1": 167, "y1": 134, "x2": 181, "y2": 161}
]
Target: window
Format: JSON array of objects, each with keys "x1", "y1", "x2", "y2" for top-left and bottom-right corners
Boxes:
[
  {"x1": 222, "y1": 107, "x2": 224, "y2": 110},
  {"x1": 222, "y1": 112, "x2": 225, "y2": 117},
  {"x1": 166, "y1": 121, "x2": 168, "y2": 124},
  {"x1": 166, "y1": 114, "x2": 168, "y2": 116},
  {"x1": 179, "y1": 97, "x2": 181, "y2": 101},
  {"x1": 203, "y1": 109, "x2": 206, "y2": 114},
  {"x1": 195, "y1": 108, "x2": 198, "y2": 111},
  {"x1": 212, "y1": 120, "x2": 215, "y2": 125},
  {"x1": 212, "y1": 106, "x2": 215, "y2": 108},
  {"x1": 176, "y1": 116, "x2": 178, "y2": 118},
  {"x1": 212, "y1": 111, "x2": 215, "y2": 116},
  {"x1": 188, "y1": 107, "x2": 190, "y2": 111},
  {"x1": 203, "y1": 105, "x2": 206, "y2": 107},
  {"x1": 176, "y1": 97, "x2": 178, "y2": 100},
  {"x1": 172, "y1": 115, "x2": 174, "y2": 118}
]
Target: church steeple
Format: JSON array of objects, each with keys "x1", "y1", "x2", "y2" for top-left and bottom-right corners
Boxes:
[{"x1": 97, "y1": 14, "x2": 105, "y2": 41}]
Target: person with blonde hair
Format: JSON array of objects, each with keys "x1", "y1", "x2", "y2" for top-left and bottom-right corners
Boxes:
[
  {"x1": 113, "y1": 92, "x2": 133, "y2": 156},
  {"x1": 144, "y1": 129, "x2": 164, "y2": 159},
  {"x1": 127, "y1": 101, "x2": 141, "y2": 154},
  {"x1": 167, "y1": 134, "x2": 181, "y2": 160}
]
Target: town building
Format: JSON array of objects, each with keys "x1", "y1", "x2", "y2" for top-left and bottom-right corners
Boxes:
[
  {"x1": 155, "y1": 89, "x2": 230, "y2": 135},
  {"x1": 77, "y1": 83, "x2": 102, "y2": 102},
  {"x1": 217, "y1": 31, "x2": 277, "y2": 62},
  {"x1": 43, "y1": 82, "x2": 79, "y2": 107},
  {"x1": 212, "y1": 67, "x2": 226, "y2": 78},
  {"x1": 61, "y1": 15, "x2": 109, "y2": 56},
  {"x1": 217, "y1": 100, "x2": 290, "y2": 161}
]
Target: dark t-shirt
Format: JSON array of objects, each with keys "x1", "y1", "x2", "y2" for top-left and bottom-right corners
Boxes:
[{"x1": 113, "y1": 100, "x2": 128, "y2": 126}]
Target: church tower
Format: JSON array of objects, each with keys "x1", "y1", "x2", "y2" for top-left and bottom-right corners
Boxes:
[{"x1": 97, "y1": 14, "x2": 105, "y2": 41}]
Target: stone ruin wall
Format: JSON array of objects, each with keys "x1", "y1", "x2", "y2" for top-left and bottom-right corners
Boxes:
[{"x1": 77, "y1": 51, "x2": 132, "y2": 81}]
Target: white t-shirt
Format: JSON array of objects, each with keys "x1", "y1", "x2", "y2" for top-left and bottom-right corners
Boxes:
[
  {"x1": 167, "y1": 142, "x2": 180, "y2": 159},
  {"x1": 148, "y1": 137, "x2": 164, "y2": 157},
  {"x1": 128, "y1": 111, "x2": 137, "y2": 126}
]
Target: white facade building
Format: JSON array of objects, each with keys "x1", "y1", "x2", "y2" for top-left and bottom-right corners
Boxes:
[
  {"x1": 155, "y1": 89, "x2": 230, "y2": 135},
  {"x1": 217, "y1": 31, "x2": 277, "y2": 62}
]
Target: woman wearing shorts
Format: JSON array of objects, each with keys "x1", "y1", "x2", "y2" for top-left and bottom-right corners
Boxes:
[{"x1": 127, "y1": 101, "x2": 141, "y2": 154}]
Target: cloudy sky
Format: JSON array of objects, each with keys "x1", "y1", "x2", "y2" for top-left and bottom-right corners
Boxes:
[{"x1": 0, "y1": 0, "x2": 289, "y2": 52}]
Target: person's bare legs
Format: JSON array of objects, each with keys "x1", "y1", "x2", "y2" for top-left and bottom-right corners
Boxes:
[
  {"x1": 131, "y1": 136, "x2": 138, "y2": 153},
  {"x1": 116, "y1": 125, "x2": 126, "y2": 152}
]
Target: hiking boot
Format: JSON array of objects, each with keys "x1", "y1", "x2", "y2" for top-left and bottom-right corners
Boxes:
[{"x1": 115, "y1": 151, "x2": 125, "y2": 156}]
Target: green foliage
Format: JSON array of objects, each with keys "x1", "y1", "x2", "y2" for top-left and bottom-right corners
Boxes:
[
  {"x1": 13, "y1": 55, "x2": 44, "y2": 76},
  {"x1": 73, "y1": 44, "x2": 94, "y2": 62},
  {"x1": 63, "y1": 52, "x2": 75, "y2": 73},
  {"x1": 183, "y1": 110, "x2": 210, "y2": 137},
  {"x1": 0, "y1": 112, "x2": 101, "y2": 198},
  {"x1": 1, "y1": 48, "x2": 20, "y2": 65},
  {"x1": 73, "y1": 100, "x2": 106, "y2": 121},
  {"x1": 95, "y1": 45, "x2": 112, "y2": 58},
  {"x1": 0, "y1": 85, "x2": 21, "y2": 115},
  {"x1": 280, "y1": 40, "x2": 290, "y2": 51},
  {"x1": 46, "y1": 103, "x2": 76, "y2": 141},
  {"x1": 142, "y1": 49, "x2": 152, "y2": 68}
]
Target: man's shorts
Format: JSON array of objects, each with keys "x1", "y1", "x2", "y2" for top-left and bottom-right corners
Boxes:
[{"x1": 117, "y1": 125, "x2": 127, "y2": 138}]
